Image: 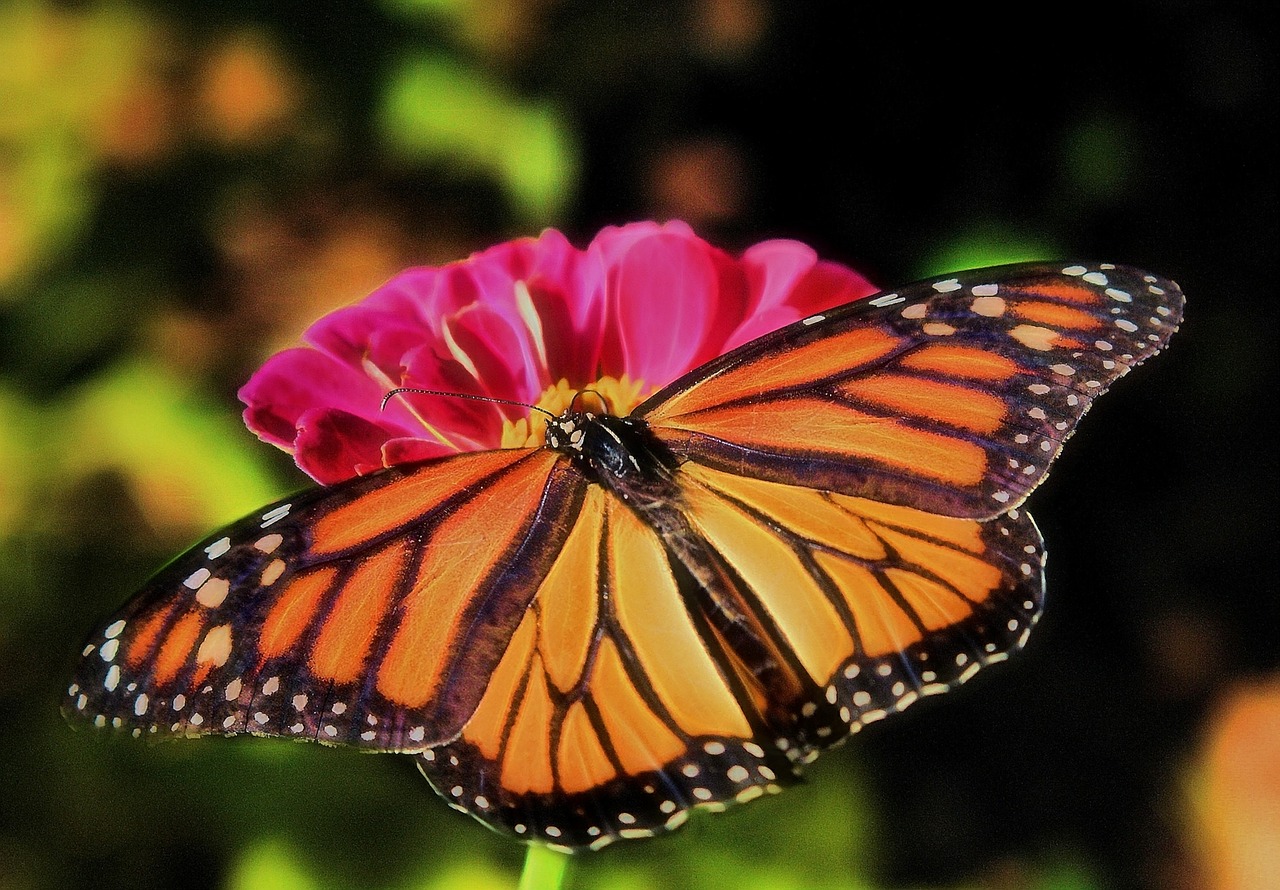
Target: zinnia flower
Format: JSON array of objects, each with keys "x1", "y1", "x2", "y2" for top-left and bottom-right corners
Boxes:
[{"x1": 239, "y1": 220, "x2": 876, "y2": 484}]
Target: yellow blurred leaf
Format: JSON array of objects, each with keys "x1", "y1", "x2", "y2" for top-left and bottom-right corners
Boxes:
[
  {"x1": 379, "y1": 54, "x2": 578, "y2": 221},
  {"x1": 57, "y1": 361, "x2": 285, "y2": 537},
  {"x1": 0, "y1": 1, "x2": 171, "y2": 289},
  {"x1": 226, "y1": 839, "x2": 318, "y2": 890},
  {"x1": 0, "y1": 384, "x2": 38, "y2": 538}
]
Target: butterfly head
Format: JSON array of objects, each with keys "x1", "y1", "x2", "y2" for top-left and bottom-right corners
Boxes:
[{"x1": 544, "y1": 410, "x2": 678, "y2": 497}]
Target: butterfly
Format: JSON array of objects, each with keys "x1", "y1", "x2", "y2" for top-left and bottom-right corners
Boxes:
[{"x1": 66, "y1": 262, "x2": 1183, "y2": 850}]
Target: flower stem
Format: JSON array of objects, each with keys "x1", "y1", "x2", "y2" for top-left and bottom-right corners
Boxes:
[{"x1": 517, "y1": 843, "x2": 572, "y2": 890}]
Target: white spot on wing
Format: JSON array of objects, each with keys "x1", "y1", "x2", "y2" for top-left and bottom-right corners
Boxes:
[
  {"x1": 971, "y1": 296, "x2": 1006, "y2": 317},
  {"x1": 196, "y1": 625, "x2": 233, "y2": 668},
  {"x1": 254, "y1": 534, "x2": 283, "y2": 554},
  {"x1": 196, "y1": 577, "x2": 230, "y2": 608},
  {"x1": 260, "y1": 559, "x2": 286, "y2": 586},
  {"x1": 260, "y1": 504, "x2": 292, "y2": 528},
  {"x1": 1009, "y1": 324, "x2": 1058, "y2": 351},
  {"x1": 205, "y1": 537, "x2": 231, "y2": 559}
]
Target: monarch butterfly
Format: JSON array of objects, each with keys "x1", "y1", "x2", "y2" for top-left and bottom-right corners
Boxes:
[{"x1": 66, "y1": 261, "x2": 1183, "y2": 850}]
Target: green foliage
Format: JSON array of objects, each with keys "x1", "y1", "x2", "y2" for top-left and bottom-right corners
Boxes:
[
  {"x1": 228, "y1": 841, "x2": 320, "y2": 890},
  {"x1": 379, "y1": 55, "x2": 578, "y2": 222},
  {"x1": 919, "y1": 225, "x2": 1060, "y2": 278},
  {"x1": 518, "y1": 845, "x2": 571, "y2": 890},
  {"x1": 56, "y1": 361, "x2": 284, "y2": 532},
  {"x1": 0, "y1": 1, "x2": 156, "y2": 289}
]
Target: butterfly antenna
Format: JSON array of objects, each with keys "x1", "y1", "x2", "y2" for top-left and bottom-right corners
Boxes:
[{"x1": 381, "y1": 387, "x2": 556, "y2": 420}]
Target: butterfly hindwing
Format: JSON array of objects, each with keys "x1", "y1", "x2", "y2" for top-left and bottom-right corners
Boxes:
[
  {"x1": 641, "y1": 262, "x2": 1184, "y2": 519},
  {"x1": 413, "y1": 464, "x2": 1045, "y2": 849},
  {"x1": 415, "y1": 485, "x2": 798, "y2": 849},
  {"x1": 65, "y1": 448, "x2": 584, "y2": 749},
  {"x1": 672, "y1": 464, "x2": 1044, "y2": 753}
]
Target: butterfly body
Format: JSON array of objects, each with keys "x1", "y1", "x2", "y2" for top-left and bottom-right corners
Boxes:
[
  {"x1": 66, "y1": 262, "x2": 1184, "y2": 850},
  {"x1": 544, "y1": 411, "x2": 680, "y2": 507}
]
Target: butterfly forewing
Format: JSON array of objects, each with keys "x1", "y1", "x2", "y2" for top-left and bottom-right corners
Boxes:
[
  {"x1": 641, "y1": 262, "x2": 1184, "y2": 519},
  {"x1": 65, "y1": 448, "x2": 584, "y2": 748}
]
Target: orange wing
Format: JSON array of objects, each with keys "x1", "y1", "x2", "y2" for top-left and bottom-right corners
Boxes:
[
  {"x1": 65, "y1": 447, "x2": 586, "y2": 749},
  {"x1": 416, "y1": 466, "x2": 1043, "y2": 849},
  {"x1": 641, "y1": 263, "x2": 1184, "y2": 519}
]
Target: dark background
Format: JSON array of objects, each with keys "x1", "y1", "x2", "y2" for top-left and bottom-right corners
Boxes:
[{"x1": 2, "y1": 2, "x2": 1275, "y2": 889}]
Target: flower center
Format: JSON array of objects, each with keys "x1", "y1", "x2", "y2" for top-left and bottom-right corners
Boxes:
[{"x1": 500, "y1": 375, "x2": 650, "y2": 449}]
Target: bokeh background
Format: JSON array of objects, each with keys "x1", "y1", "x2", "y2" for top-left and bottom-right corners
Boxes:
[{"x1": 2, "y1": 2, "x2": 1276, "y2": 889}]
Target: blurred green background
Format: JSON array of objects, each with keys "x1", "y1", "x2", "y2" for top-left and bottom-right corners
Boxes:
[{"x1": 2, "y1": 2, "x2": 1276, "y2": 889}]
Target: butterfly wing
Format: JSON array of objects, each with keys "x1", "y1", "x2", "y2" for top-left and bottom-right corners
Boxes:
[
  {"x1": 640, "y1": 262, "x2": 1184, "y2": 519},
  {"x1": 412, "y1": 465, "x2": 1045, "y2": 849},
  {"x1": 415, "y1": 485, "x2": 798, "y2": 849},
  {"x1": 668, "y1": 463, "x2": 1044, "y2": 751},
  {"x1": 64, "y1": 448, "x2": 586, "y2": 749}
]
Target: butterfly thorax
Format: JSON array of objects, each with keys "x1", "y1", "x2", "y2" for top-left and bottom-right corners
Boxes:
[{"x1": 544, "y1": 411, "x2": 681, "y2": 508}]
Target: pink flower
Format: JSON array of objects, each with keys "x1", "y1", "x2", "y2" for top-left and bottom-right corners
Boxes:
[{"x1": 239, "y1": 221, "x2": 876, "y2": 484}]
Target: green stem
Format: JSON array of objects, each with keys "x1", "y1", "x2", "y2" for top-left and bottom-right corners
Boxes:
[{"x1": 517, "y1": 843, "x2": 572, "y2": 890}]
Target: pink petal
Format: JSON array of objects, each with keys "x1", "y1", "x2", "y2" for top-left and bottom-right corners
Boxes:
[
  {"x1": 397, "y1": 344, "x2": 513, "y2": 452},
  {"x1": 602, "y1": 230, "x2": 722, "y2": 386},
  {"x1": 446, "y1": 303, "x2": 544, "y2": 402},
  {"x1": 724, "y1": 241, "x2": 877, "y2": 349},
  {"x1": 791, "y1": 258, "x2": 877, "y2": 311},
  {"x1": 292, "y1": 408, "x2": 403, "y2": 484},
  {"x1": 381, "y1": 436, "x2": 457, "y2": 467},
  {"x1": 591, "y1": 220, "x2": 698, "y2": 266},
  {"x1": 238, "y1": 222, "x2": 876, "y2": 487},
  {"x1": 525, "y1": 229, "x2": 608, "y2": 383},
  {"x1": 239, "y1": 349, "x2": 407, "y2": 450}
]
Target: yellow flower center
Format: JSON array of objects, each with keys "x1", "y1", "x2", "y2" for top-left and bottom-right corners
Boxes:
[{"x1": 500, "y1": 375, "x2": 650, "y2": 449}]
